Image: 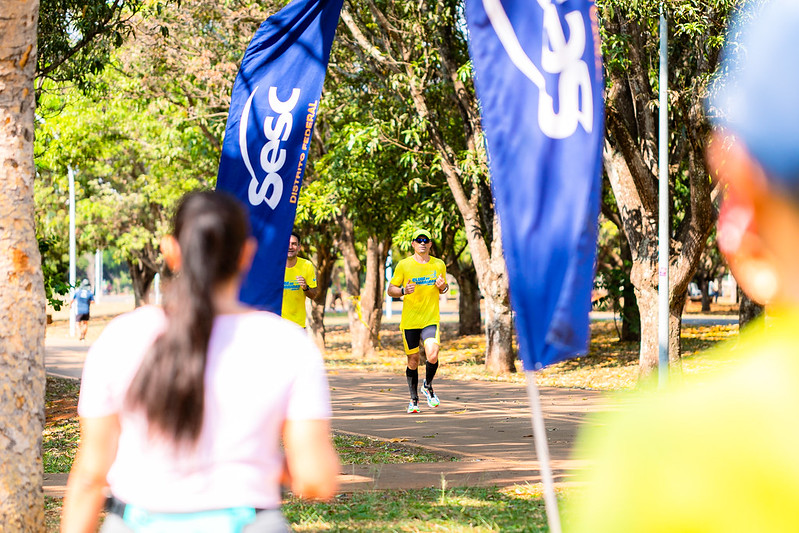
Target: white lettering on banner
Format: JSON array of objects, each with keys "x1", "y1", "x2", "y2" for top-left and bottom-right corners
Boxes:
[
  {"x1": 238, "y1": 86, "x2": 301, "y2": 208},
  {"x1": 537, "y1": 3, "x2": 592, "y2": 138},
  {"x1": 482, "y1": 0, "x2": 593, "y2": 139}
]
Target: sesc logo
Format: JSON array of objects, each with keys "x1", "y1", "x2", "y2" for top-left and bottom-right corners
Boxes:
[
  {"x1": 484, "y1": 0, "x2": 593, "y2": 140},
  {"x1": 239, "y1": 86, "x2": 302, "y2": 208}
]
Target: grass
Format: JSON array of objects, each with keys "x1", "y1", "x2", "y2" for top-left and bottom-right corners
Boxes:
[
  {"x1": 334, "y1": 432, "x2": 458, "y2": 464},
  {"x1": 43, "y1": 377, "x2": 80, "y2": 473},
  {"x1": 284, "y1": 486, "x2": 554, "y2": 532}
]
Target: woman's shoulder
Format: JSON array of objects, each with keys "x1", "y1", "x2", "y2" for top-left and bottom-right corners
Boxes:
[
  {"x1": 220, "y1": 310, "x2": 309, "y2": 338},
  {"x1": 105, "y1": 305, "x2": 166, "y2": 333}
]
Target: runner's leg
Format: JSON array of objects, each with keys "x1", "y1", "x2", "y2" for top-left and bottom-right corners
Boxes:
[
  {"x1": 421, "y1": 325, "x2": 440, "y2": 383},
  {"x1": 403, "y1": 329, "x2": 422, "y2": 408}
]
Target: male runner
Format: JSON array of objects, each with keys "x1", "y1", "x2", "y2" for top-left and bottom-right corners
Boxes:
[
  {"x1": 388, "y1": 229, "x2": 449, "y2": 413},
  {"x1": 71, "y1": 279, "x2": 94, "y2": 341},
  {"x1": 282, "y1": 233, "x2": 318, "y2": 328}
]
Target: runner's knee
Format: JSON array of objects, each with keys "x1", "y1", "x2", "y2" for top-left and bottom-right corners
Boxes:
[{"x1": 424, "y1": 341, "x2": 439, "y2": 363}]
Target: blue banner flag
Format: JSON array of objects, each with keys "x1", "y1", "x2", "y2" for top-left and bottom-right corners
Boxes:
[
  {"x1": 466, "y1": 0, "x2": 604, "y2": 369},
  {"x1": 216, "y1": 0, "x2": 343, "y2": 313}
]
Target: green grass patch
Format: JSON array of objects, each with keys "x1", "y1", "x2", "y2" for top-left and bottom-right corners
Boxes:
[
  {"x1": 43, "y1": 376, "x2": 80, "y2": 473},
  {"x1": 43, "y1": 419, "x2": 80, "y2": 473},
  {"x1": 45, "y1": 496, "x2": 63, "y2": 532},
  {"x1": 44, "y1": 486, "x2": 556, "y2": 532},
  {"x1": 334, "y1": 432, "x2": 457, "y2": 464},
  {"x1": 285, "y1": 486, "x2": 552, "y2": 532}
]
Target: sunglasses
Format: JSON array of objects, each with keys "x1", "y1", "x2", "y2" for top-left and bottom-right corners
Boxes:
[{"x1": 414, "y1": 237, "x2": 430, "y2": 244}]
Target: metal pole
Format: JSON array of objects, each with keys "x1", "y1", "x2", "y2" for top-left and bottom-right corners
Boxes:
[
  {"x1": 95, "y1": 249, "x2": 102, "y2": 302},
  {"x1": 68, "y1": 166, "x2": 77, "y2": 337},
  {"x1": 385, "y1": 250, "x2": 393, "y2": 319},
  {"x1": 658, "y1": 8, "x2": 669, "y2": 387},
  {"x1": 525, "y1": 372, "x2": 562, "y2": 533}
]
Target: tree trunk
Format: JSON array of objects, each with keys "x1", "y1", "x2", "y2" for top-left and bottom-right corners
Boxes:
[
  {"x1": 636, "y1": 285, "x2": 685, "y2": 379},
  {"x1": 336, "y1": 215, "x2": 369, "y2": 357},
  {"x1": 738, "y1": 288, "x2": 764, "y2": 330},
  {"x1": 605, "y1": 142, "x2": 714, "y2": 379},
  {"x1": 619, "y1": 236, "x2": 640, "y2": 342},
  {"x1": 484, "y1": 290, "x2": 515, "y2": 373},
  {"x1": 307, "y1": 241, "x2": 337, "y2": 353},
  {"x1": 351, "y1": 236, "x2": 387, "y2": 357},
  {"x1": 456, "y1": 267, "x2": 481, "y2": 336},
  {"x1": 339, "y1": 4, "x2": 515, "y2": 372},
  {"x1": 128, "y1": 259, "x2": 156, "y2": 307},
  {"x1": 700, "y1": 276, "x2": 711, "y2": 312},
  {"x1": 443, "y1": 250, "x2": 481, "y2": 336},
  {"x1": 0, "y1": 0, "x2": 46, "y2": 527}
]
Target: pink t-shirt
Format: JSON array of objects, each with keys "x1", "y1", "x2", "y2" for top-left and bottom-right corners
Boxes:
[{"x1": 78, "y1": 305, "x2": 331, "y2": 512}]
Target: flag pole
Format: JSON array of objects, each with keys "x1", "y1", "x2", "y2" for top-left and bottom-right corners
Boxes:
[
  {"x1": 657, "y1": 5, "x2": 670, "y2": 388},
  {"x1": 525, "y1": 370, "x2": 562, "y2": 533}
]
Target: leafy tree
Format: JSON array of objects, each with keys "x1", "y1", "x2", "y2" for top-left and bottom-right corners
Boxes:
[
  {"x1": 338, "y1": 0, "x2": 516, "y2": 372},
  {"x1": 0, "y1": 0, "x2": 46, "y2": 526},
  {"x1": 35, "y1": 76, "x2": 213, "y2": 306},
  {"x1": 599, "y1": 0, "x2": 736, "y2": 376},
  {"x1": 37, "y1": 0, "x2": 153, "y2": 90},
  {"x1": 316, "y1": 118, "x2": 415, "y2": 357}
]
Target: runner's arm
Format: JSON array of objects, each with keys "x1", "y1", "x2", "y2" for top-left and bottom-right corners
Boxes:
[
  {"x1": 283, "y1": 418, "x2": 339, "y2": 500},
  {"x1": 61, "y1": 415, "x2": 120, "y2": 533}
]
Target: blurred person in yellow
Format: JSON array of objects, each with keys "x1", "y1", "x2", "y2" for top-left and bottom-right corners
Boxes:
[
  {"x1": 282, "y1": 233, "x2": 318, "y2": 328},
  {"x1": 387, "y1": 229, "x2": 448, "y2": 413},
  {"x1": 568, "y1": 1, "x2": 799, "y2": 531}
]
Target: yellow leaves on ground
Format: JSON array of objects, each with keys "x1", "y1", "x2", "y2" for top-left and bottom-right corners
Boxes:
[{"x1": 322, "y1": 319, "x2": 739, "y2": 392}]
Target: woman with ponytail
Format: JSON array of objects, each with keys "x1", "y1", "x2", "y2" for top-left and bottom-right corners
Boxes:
[{"x1": 62, "y1": 191, "x2": 338, "y2": 532}]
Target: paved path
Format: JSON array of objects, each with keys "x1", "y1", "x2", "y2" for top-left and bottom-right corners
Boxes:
[
  {"x1": 328, "y1": 370, "x2": 609, "y2": 491},
  {"x1": 43, "y1": 330, "x2": 612, "y2": 497}
]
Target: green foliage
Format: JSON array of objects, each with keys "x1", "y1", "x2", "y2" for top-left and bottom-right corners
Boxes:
[
  {"x1": 34, "y1": 74, "x2": 215, "y2": 293},
  {"x1": 38, "y1": 235, "x2": 70, "y2": 311},
  {"x1": 36, "y1": 0, "x2": 165, "y2": 92}
]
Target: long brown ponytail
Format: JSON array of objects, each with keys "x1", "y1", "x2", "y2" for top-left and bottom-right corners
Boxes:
[{"x1": 126, "y1": 191, "x2": 250, "y2": 445}]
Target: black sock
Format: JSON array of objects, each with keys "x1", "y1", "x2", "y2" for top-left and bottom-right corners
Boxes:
[
  {"x1": 406, "y1": 367, "x2": 419, "y2": 403},
  {"x1": 425, "y1": 360, "x2": 438, "y2": 386}
]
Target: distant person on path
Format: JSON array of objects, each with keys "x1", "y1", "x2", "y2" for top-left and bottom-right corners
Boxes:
[
  {"x1": 282, "y1": 233, "x2": 318, "y2": 328},
  {"x1": 569, "y1": 2, "x2": 799, "y2": 531},
  {"x1": 387, "y1": 229, "x2": 448, "y2": 413},
  {"x1": 71, "y1": 279, "x2": 94, "y2": 341},
  {"x1": 62, "y1": 191, "x2": 338, "y2": 533}
]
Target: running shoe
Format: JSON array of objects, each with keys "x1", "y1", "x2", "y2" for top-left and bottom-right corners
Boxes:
[
  {"x1": 421, "y1": 380, "x2": 440, "y2": 408},
  {"x1": 407, "y1": 401, "x2": 420, "y2": 414}
]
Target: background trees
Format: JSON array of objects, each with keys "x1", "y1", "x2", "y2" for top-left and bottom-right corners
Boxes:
[
  {"x1": 35, "y1": 74, "x2": 214, "y2": 305},
  {"x1": 337, "y1": 0, "x2": 516, "y2": 372},
  {"x1": 598, "y1": 0, "x2": 736, "y2": 376},
  {"x1": 26, "y1": 0, "x2": 747, "y2": 384}
]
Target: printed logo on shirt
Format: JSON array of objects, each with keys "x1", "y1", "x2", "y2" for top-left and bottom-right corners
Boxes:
[
  {"x1": 284, "y1": 280, "x2": 302, "y2": 291},
  {"x1": 411, "y1": 274, "x2": 437, "y2": 286}
]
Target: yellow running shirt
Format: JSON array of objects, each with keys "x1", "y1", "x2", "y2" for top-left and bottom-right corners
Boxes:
[
  {"x1": 282, "y1": 257, "x2": 317, "y2": 327},
  {"x1": 391, "y1": 256, "x2": 446, "y2": 330},
  {"x1": 567, "y1": 311, "x2": 799, "y2": 533}
]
